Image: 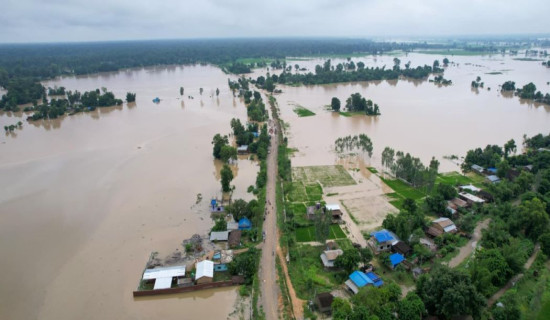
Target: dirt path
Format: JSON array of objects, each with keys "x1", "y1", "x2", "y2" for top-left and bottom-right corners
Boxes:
[
  {"x1": 446, "y1": 218, "x2": 490, "y2": 268},
  {"x1": 487, "y1": 244, "x2": 540, "y2": 307}
]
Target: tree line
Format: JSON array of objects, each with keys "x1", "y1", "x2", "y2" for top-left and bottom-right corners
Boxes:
[{"x1": 500, "y1": 80, "x2": 550, "y2": 105}]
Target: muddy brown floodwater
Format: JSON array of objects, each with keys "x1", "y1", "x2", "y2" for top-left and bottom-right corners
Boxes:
[
  {"x1": 273, "y1": 53, "x2": 550, "y2": 172},
  {"x1": 0, "y1": 65, "x2": 258, "y2": 320},
  {"x1": 0, "y1": 53, "x2": 549, "y2": 320}
]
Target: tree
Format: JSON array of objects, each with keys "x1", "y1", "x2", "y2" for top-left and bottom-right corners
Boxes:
[
  {"x1": 216, "y1": 88, "x2": 220, "y2": 96},
  {"x1": 180, "y1": 87, "x2": 184, "y2": 95},
  {"x1": 212, "y1": 134, "x2": 229, "y2": 159},
  {"x1": 398, "y1": 292, "x2": 425, "y2": 320},
  {"x1": 436, "y1": 183, "x2": 457, "y2": 200},
  {"x1": 331, "y1": 97, "x2": 341, "y2": 111},
  {"x1": 539, "y1": 232, "x2": 550, "y2": 256},
  {"x1": 496, "y1": 159, "x2": 510, "y2": 179},
  {"x1": 517, "y1": 197, "x2": 549, "y2": 241},
  {"x1": 225, "y1": 199, "x2": 250, "y2": 221},
  {"x1": 332, "y1": 298, "x2": 353, "y2": 320},
  {"x1": 314, "y1": 209, "x2": 331, "y2": 243},
  {"x1": 228, "y1": 248, "x2": 258, "y2": 284},
  {"x1": 220, "y1": 145, "x2": 237, "y2": 163},
  {"x1": 443, "y1": 58, "x2": 449, "y2": 66},
  {"x1": 470, "y1": 249, "x2": 512, "y2": 296},
  {"x1": 504, "y1": 139, "x2": 516, "y2": 158},
  {"x1": 416, "y1": 266, "x2": 485, "y2": 319},
  {"x1": 334, "y1": 249, "x2": 361, "y2": 273},
  {"x1": 220, "y1": 164, "x2": 234, "y2": 192},
  {"x1": 381, "y1": 146, "x2": 395, "y2": 174},
  {"x1": 199, "y1": 88, "x2": 203, "y2": 95},
  {"x1": 211, "y1": 218, "x2": 227, "y2": 232},
  {"x1": 413, "y1": 243, "x2": 433, "y2": 265},
  {"x1": 126, "y1": 92, "x2": 136, "y2": 102},
  {"x1": 265, "y1": 78, "x2": 275, "y2": 92}
]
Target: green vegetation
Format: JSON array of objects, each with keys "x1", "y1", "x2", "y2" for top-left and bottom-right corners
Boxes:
[
  {"x1": 334, "y1": 134, "x2": 373, "y2": 157},
  {"x1": 485, "y1": 72, "x2": 503, "y2": 75},
  {"x1": 126, "y1": 92, "x2": 136, "y2": 102},
  {"x1": 292, "y1": 105, "x2": 315, "y2": 117},
  {"x1": 292, "y1": 165, "x2": 356, "y2": 187},
  {"x1": 344, "y1": 92, "x2": 380, "y2": 115},
  {"x1": 295, "y1": 224, "x2": 346, "y2": 242}
]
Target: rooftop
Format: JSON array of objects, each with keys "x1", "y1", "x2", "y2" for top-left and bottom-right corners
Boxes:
[
  {"x1": 210, "y1": 231, "x2": 229, "y2": 241},
  {"x1": 459, "y1": 192, "x2": 486, "y2": 203},
  {"x1": 325, "y1": 204, "x2": 341, "y2": 212},
  {"x1": 196, "y1": 260, "x2": 214, "y2": 280},
  {"x1": 389, "y1": 253, "x2": 405, "y2": 267},
  {"x1": 371, "y1": 229, "x2": 395, "y2": 243}
]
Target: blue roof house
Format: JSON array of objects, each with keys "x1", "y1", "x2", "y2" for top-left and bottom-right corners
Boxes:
[
  {"x1": 238, "y1": 217, "x2": 252, "y2": 230},
  {"x1": 369, "y1": 229, "x2": 396, "y2": 253},
  {"x1": 345, "y1": 271, "x2": 384, "y2": 294},
  {"x1": 389, "y1": 253, "x2": 405, "y2": 269}
]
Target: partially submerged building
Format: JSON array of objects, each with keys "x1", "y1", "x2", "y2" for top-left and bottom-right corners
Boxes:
[
  {"x1": 237, "y1": 145, "x2": 249, "y2": 154},
  {"x1": 142, "y1": 265, "x2": 186, "y2": 290},
  {"x1": 195, "y1": 260, "x2": 214, "y2": 284}
]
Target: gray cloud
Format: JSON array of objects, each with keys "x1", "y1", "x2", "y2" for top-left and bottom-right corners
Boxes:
[{"x1": 0, "y1": 0, "x2": 549, "y2": 43}]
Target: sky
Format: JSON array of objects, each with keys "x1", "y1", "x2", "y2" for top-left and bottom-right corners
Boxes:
[{"x1": 1, "y1": 0, "x2": 549, "y2": 43}]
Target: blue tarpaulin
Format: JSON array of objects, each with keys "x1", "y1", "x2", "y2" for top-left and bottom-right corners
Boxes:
[
  {"x1": 389, "y1": 253, "x2": 405, "y2": 268},
  {"x1": 371, "y1": 230, "x2": 394, "y2": 243}
]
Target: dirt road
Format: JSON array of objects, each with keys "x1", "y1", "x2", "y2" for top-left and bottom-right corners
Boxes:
[
  {"x1": 447, "y1": 218, "x2": 490, "y2": 268},
  {"x1": 487, "y1": 244, "x2": 540, "y2": 307},
  {"x1": 258, "y1": 116, "x2": 280, "y2": 320}
]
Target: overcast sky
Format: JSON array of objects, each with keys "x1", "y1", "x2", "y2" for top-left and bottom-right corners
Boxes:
[{"x1": 1, "y1": 0, "x2": 549, "y2": 43}]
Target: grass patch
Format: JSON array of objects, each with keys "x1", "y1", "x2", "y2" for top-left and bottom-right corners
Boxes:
[
  {"x1": 436, "y1": 171, "x2": 482, "y2": 187},
  {"x1": 380, "y1": 177, "x2": 427, "y2": 200},
  {"x1": 326, "y1": 192, "x2": 339, "y2": 197},
  {"x1": 367, "y1": 167, "x2": 378, "y2": 174},
  {"x1": 305, "y1": 183, "x2": 323, "y2": 201},
  {"x1": 295, "y1": 224, "x2": 347, "y2": 242},
  {"x1": 293, "y1": 165, "x2": 356, "y2": 188},
  {"x1": 287, "y1": 244, "x2": 347, "y2": 300},
  {"x1": 293, "y1": 105, "x2": 316, "y2": 117},
  {"x1": 485, "y1": 72, "x2": 503, "y2": 75},
  {"x1": 286, "y1": 181, "x2": 308, "y2": 202}
]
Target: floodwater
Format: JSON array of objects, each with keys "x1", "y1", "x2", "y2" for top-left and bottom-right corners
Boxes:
[
  {"x1": 1, "y1": 52, "x2": 550, "y2": 319},
  {"x1": 274, "y1": 52, "x2": 550, "y2": 172},
  {"x1": 0, "y1": 65, "x2": 257, "y2": 320}
]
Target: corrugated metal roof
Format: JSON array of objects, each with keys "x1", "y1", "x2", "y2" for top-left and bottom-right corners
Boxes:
[
  {"x1": 349, "y1": 271, "x2": 373, "y2": 287},
  {"x1": 153, "y1": 277, "x2": 173, "y2": 290},
  {"x1": 143, "y1": 265, "x2": 186, "y2": 280},
  {"x1": 460, "y1": 184, "x2": 481, "y2": 192},
  {"x1": 459, "y1": 192, "x2": 485, "y2": 203},
  {"x1": 210, "y1": 231, "x2": 229, "y2": 241},
  {"x1": 196, "y1": 260, "x2": 214, "y2": 280}
]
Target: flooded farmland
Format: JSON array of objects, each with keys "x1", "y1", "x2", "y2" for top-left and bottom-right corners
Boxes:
[
  {"x1": 276, "y1": 53, "x2": 550, "y2": 172},
  {"x1": 0, "y1": 52, "x2": 549, "y2": 319},
  {"x1": 0, "y1": 65, "x2": 257, "y2": 320}
]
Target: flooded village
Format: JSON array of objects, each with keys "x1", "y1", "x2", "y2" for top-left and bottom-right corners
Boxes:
[{"x1": 1, "y1": 46, "x2": 550, "y2": 320}]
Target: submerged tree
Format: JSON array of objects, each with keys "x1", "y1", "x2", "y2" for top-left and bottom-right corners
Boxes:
[
  {"x1": 180, "y1": 87, "x2": 184, "y2": 95},
  {"x1": 334, "y1": 134, "x2": 373, "y2": 157},
  {"x1": 331, "y1": 97, "x2": 341, "y2": 111},
  {"x1": 220, "y1": 164, "x2": 234, "y2": 192}
]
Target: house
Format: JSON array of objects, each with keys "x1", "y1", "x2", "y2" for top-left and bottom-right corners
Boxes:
[
  {"x1": 315, "y1": 292, "x2": 334, "y2": 314},
  {"x1": 459, "y1": 185, "x2": 481, "y2": 193},
  {"x1": 392, "y1": 241, "x2": 412, "y2": 256},
  {"x1": 142, "y1": 265, "x2": 186, "y2": 290},
  {"x1": 486, "y1": 175, "x2": 500, "y2": 184},
  {"x1": 320, "y1": 249, "x2": 344, "y2": 268},
  {"x1": 369, "y1": 229, "x2": 397, "y2": 253},
  {"x1": 458, "y1": 192, "x2": 485, "y2": 205},
  {"x1": 237, "y1": 145, "x2": 249, "y2": 154},
  {"x1": 345, "y1": 271, "x2": 384, "y2": 294},
  {"x1": 477, "y1": 190, "x2": 494, "y2": 203},
  {"x1": 471, "y1": 164, "x2": 484, "y2": 174},
  {"x1": 195, "y1": 260, "x2": 214, "y2": 284},
  {"x1": 446, "y1": 204, "x2": 457, "y2": 216},
  {"x1": 228, "y1": 230, "x2": 242, "y2": 248},
  {"x1": 389, "y1": 253, "x2": 405, "y2": 269},
  {"x1": 523, "y1": 165, "x2": 533, "y2": 171},
  {"x1": 325, "y1": 204, "x2": 343, "y2": 220},
  {"x1": 450, "y1": 197, "x2": 469, "y2": 208},
  {"x1": 432, "y1": 217, "x2": 457, "y2": 235},
  {"x1": 238, "y1": 217, "x2": 252, "y2": 230},
  {"x1": 210, "y1": 231, "x2": 229, "y2": 241},
  {"x1": 306, "y1": 205, "x2": 320, "y2": 220}
]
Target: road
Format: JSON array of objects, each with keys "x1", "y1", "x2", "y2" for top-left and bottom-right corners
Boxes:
[
  {"x1": 447, "y1": 218, "x2": 490, "y2": 268},
  {"x1": 487, "y1": 244, "x2": 540, "y2": 307},
  {"x1": 258, "y1": 114, "x2": 280, "y2": 320}
]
